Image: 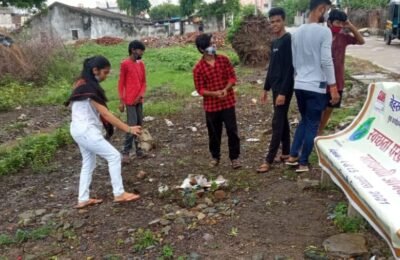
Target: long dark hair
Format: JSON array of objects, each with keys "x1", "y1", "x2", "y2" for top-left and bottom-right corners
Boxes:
[{"x1": 79, "y1": 55, "x2": 111, "y2": 83}]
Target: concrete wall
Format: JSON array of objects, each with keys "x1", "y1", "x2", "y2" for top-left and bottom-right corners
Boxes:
[{"x1": 0, "y1": 13, "x2": 14, "y2": 29}]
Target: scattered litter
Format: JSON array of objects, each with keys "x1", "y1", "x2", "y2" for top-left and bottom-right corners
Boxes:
[
  {"x1": 165, "y1": 119, "x2": 174, "y2": 127},
  {"x1": 246, "y1": 138, "x2": 260, "y2": 142},
  {"x1": 15, "y1": 106, "x2": 22, "y2": 110},
  {"x1": 179, "y1": 175, "x2": 228, "y2": 190},
  {"x1": 158, "y1": 185, "x2": 169, "y2": 194},
  {"x1": 17, "y1": 114, "x2": 27, "y2": 121},
  {"x1": 251, "y1": 98, "x2": 257, "y2": 104},
  {"x1": 191, "y1": 91, "x2": 200, "y2": 97},
  {"x1": 190, "y1": 127, "x2": 198, "y2": 132},
  {"x1": 256, "y1": 79, "x2": 263, "y2": 85},
  {"x1": 143, "y1": 116, "x2": 155, "y2": 122}
]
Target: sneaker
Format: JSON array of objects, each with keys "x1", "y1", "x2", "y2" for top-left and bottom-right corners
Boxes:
[
  {"x1": 231, "y1": 159, "x2": 242, "y2": 170},
  {"x1": 285, "y1": 157, "x2": 299, "y2": 166},
  {"x1": 122, "y1": 154, "x2": 130, "y2": 165},
  {"x1": 295, "y1": 165, "x2": 309, "y2": 173}
]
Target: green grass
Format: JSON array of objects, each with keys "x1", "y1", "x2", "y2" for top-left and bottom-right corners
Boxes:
[
  {"x1": 0, "y1": 225, "x2": 54, "y2": 246},
  {"x1": 0, "y1": 127, "x2": 73, "y2": 176},
  {"x1": 333, "y1": 202, "x2": 366, "y2": 233},
  {"x1": 326, "y1": 104, "x2": 361, "y2": 131},
  {"x1": 132, "y1": 228, "x2": 158, "y2": 252}
]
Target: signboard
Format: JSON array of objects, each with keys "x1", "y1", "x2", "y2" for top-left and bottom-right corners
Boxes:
[{"x1": 316, "y1": 82, "x2": 400, "y2": 259}]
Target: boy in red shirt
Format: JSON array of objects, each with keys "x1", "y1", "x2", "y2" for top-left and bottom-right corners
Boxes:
[
  {"x1": 193, "y1": 34, "x2": 241, "y2": 169},
  {"x1": 318, "y1": 9, "x2": 365, "y2": 135},
  {"x1": 118, "y1": 40, "x2": 147, "y2": 164}
]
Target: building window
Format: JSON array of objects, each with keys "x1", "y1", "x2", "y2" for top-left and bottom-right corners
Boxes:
[{"x1": 72, "y1": 30, "x2": 79, "y2": 40}]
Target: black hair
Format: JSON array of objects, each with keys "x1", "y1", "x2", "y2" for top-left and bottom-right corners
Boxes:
[
  {"x1": 195, "y1": 33, "x2": 212, "y2": 53},
  {"x1": 268, "y1": 7, "x2": 286, "y2": 20},
  {"x1": 128, "y1": 40, "x2": 145, "y2": 55},
  {"x1": 309, "y1": 0, "x2": 332, "y2": 11},
  {"x1": 328, "y1": 9, "x2": 347, "y2": 23},
  {"x1": 80, "y1": 55, "x2": 111, "y2": 83}
]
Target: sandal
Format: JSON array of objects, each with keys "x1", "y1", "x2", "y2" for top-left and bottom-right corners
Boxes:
[
  {"x1": 209, "y1": 159, "x2": 220, "y2": 167},
  {"x1": 257, "y1": 163, "x2": 271, "y2": 173},
  {"x1": 231, "y1": 159, "x2": 242, "y2": 170},
  {"x1": 114, "y1": 192, "x2": 141, "y2": 203},
  {"x1": 274, "y1": 155, "x2": 290, "y2": 163},
  {"x1": 75, "y1": 198, "x2": 103, "y2": 209}
]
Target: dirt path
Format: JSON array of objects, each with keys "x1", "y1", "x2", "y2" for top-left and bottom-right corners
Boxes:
[{"x1": 0, "y1": 69, "x2": 390, "y2": 259}]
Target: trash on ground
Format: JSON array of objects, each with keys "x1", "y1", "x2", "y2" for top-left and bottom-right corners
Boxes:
[
  {"x1": 143, "y1": 116, "x2": 155, "y2": 122},
  {"x1": 179, "y1": 175, "x2": 228, "y2": 190},
  {"x1": 246, "y1": 138, "x2": 260, "y2": 142},
  {"x1": 165, "y1": 119, "x2": 174, "y2": 127}
]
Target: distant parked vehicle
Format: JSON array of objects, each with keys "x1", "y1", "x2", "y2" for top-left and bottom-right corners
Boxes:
[{"x1": 384, "y1": 0, "x2": 400, "y2": 45}]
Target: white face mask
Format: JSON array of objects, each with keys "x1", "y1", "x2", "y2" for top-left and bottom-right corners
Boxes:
[{"x1": 95, "y1": 75, "x2": 100, "y2": 82}]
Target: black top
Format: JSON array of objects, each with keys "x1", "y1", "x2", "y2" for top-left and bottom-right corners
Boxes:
[{"x1": 264, "y1": 33, "x2": 294, "y2": 96}]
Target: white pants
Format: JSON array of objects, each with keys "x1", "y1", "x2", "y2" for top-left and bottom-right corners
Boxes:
[{"x1": 71, "y1": 127, "x2": 125, "y2": 203}]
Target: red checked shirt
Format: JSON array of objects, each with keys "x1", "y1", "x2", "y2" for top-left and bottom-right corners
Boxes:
[
  {"x1": 118, "y1": 59, "x2": 146, "y2": 105},
  {"x1": 193, "y1": 55, "x2": 237, "y2": 112}
]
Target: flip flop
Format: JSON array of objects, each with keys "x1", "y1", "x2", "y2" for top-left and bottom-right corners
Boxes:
[
  {"x1": 257, "y1": 163, "x2": 271, "y2": 173},
  {"x1": 114, "y1": 192, "x2": 141, "y2": 203},
  {"x1": 274, "y1": 155, "x2": 290, "y2": 163},
  {"x1": 74, "y1": 198, "x2": 103, "y2": 209}
]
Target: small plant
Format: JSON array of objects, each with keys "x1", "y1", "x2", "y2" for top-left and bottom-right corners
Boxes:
[
  {"x1": 159, "y1": 245, "x2": 174, "y2": 259},
  {"x1": 0, "y1": 234, "x2": 14, "y2": 246},
  {"x1": 182, "y1": 190, "x2": 197, "y2": 208},
  {"x1": 210, "y1": 180, "x2": 218, "y2": 192},
  {"x1": 133, "y1": 229, "x2": 157, "y2": 252},
  {"x1": 333, "y1": 202, "x2": 366, "y2": 232},
  {"x1": 229, "y1": 227, "x2": 239, "y2": 237}
]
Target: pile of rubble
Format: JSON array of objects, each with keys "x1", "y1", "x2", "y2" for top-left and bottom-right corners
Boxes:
[
  {"x1": 141, "y1": 31, "x2": 226, "y2": 48},
  {"x1": 95, "y1": 36, "x2": 124, "y2": 46}
]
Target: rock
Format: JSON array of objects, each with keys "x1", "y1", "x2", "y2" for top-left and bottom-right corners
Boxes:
[
  {"x1": 274, "y1": 256, "x2": 290, "y2": 260},
  {"x1": 323, "y1": 234, "x2": 368, "y2": 258},
  {"x1": 57, "y1": 209, "x2": 71, "y2": 218},
  {"x1": 165, "y1": 213, "x2": 176, "y2": 220},
  {"x1": 304, "y1": 247, "x2": 328, "y2": 260},
  {"x1": 197, "y1": 213, "x2": 206, "y2": 220},
  {"x1": 252, "y1": 253, "x2": 265, "y2": 260},
  {"x1": 35, "y1": 209, "x2": 47, "y2": 217},
  {"x1": 63, "y1": 222, "x2": 72, "y2": 230},
  {"x1": 297, "y1": 178, "x2": 320, "y2": 190},
  {"x1": 161, "y1": 226, "x2": 171, "y2": 235},
  {"x1": 78, "y1": 209, "x2": 89, "y2": 214},
  {"x1": 197, "y1": 204, "x2": 207, "y2": 209},
  {"x1": 19, "y1": 210, "x2": 35, "y2": 226},
  {"x1": 174, "y1": 217, "x2": 186, "y2": 225},
  {"x1": 178, "y1": 235, "x2": 185, "y2": 240},
  {"x1": 86, "y1": 226, "x2": 95, "y2": 233},
  {"x1": 148, "y1": 219, "x2": 161, "y2": 226},
  {"x1": 73, "y1": 220, "x2": 86, "y2": 229},
  {"x1": 189, "y1": 252, "x2": 201, "y2": 260},
  {"x1": 214, "y1": 190, "x2": 226, "y2": 201},
  {"x1": 18, "y1": 113, "x2": 27, "y2": 121},
  {"x1": 160, "y1": 219, "x2": 171, "y2": 226},
  {"x1": 136, "y1": 170, "x2": 147, "y2": 180},
  {"x1": 204, "y1": 197, "x2": 213, "y2": 206},
  {"x1": 204, "y1": 207, "x2": 217, "y2": 214},
  {"x1": 202, "y1": 233, "x2": 214, "y2": 242},
  {"x1": 40, "y1": 213, "x2": 54, "y2": 224}
]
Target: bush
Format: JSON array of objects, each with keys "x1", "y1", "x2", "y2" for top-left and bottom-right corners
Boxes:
[{"x1": 333, "y1": 202, "x2": 366, "y2": 232}]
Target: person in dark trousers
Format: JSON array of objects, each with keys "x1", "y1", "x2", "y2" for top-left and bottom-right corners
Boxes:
[
  {"x1": 257, "y1": 7, "x2": 294, "y2": 173},
  {"x1": 118, "y1": 40, "x2": 147, "y2": 164},
  {"x1": 285, "y1": 0, "x2": 340, "y2": 173},
  {"x1": 193, "y1": 34, "x2": 241, "y2": 169},
  {"x1": 318, "y1": 9, "x2": 365, "y2": 135}
]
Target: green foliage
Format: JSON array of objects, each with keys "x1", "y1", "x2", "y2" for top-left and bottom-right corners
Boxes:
[
  {"x1": 160, "y1": 245, "x2": 174, "y2": 259},
  {"x1": 117, "y1": 0, "x2": 151, "y2": 16},
  {"x1": 277, "y1": 0, "x2": 309, "y2": 25},
  {"x1": 133, "y1": 229, "x2": 157, "y2": 252},
  {"x1": 182, "y1": 190, "x2": 197, "y2": 208},
  {"x1": 341, "y1": 0, "x2": 388, "y2": 9},
  {"x1": 227, "y1": 4, "x2": 262, "y2": 43},
  {"x1": 0, "y1": 225, "x2": 53, "y2": 246},
  {"x1": 0, "y1": 127, "x2": 72, "y2": 176},
  {"x1": 149, "y1": 3, "x2": 180, "y2": 20},
  {"x1": 199, "y1": 0, "x2": 240, "y2": 20},
  {"x1": 179, "y1": 0, "x2": 202, "y2": 17},
  {"x1": 1, "y1": 0, "x2": 45, "y2": 8},
  {"x1": 0, "y1": 81, "x2": 31, "y2": 111},
  {"x1": 333, "y1": 202, "x2": 366, "y2": 232}
]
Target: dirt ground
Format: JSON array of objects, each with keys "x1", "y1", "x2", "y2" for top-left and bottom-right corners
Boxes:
[{"x1": 0, "y1": 68, "x2": 390, "y2": 259}]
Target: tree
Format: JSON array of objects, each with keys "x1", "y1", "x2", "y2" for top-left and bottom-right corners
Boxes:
[
  {"x1": 149, "y1": 3, "x2": 180, "y2": 21},
  {"x1": 117, "y1": 0, "x2": 151, "y2": 16},
  {"x1": 277, "y1": 0, "x2": 308, "y2": 24},
  {"x1": 198, "y1": 0, "x2": 240, "y2": 23},
  {"x1": 1, "y1": 0, "x2": 45, "y2": 8},
  {"x1": 179, "y1": 0, "x2": 203, "y2": 17},
  {"x1": 341, "y1": 0, "x2": 388, "y2": 9}
]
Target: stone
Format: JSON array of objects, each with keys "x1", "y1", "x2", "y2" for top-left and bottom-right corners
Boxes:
[
  {"x1": 34, "y1": 209, "x2": 47, "y2": 217},
  {"x1": 323, "y1": 234, "x2": 368, "y2": 258},
  {"x1": 202, "y1": 233, "x2": 214, "y2": 242},
  {"x1": 197, "y1": 213, "x2": 206, "y2": 220},
  {"x1": 63, "y1": 222, "x2": 71, "y2": 230},
  {"x1": 57, "y1": 209, "x2": 71, "y2": 218},
  {"x1": 165, "y1": 213, "x2": 176, "y2": 220},
  {"x1": 304, "y1": 247, "x2": 328, "y2": 260},
  {"x1": 78, "y1": 209, "x2": 89, "y2": 214},
  {"x1": 136, "y1": 170, "x2": 147, "y2": 180},
  {"x1": 197, "y1": 204, "x2": 207, "y2": 209},
  {"x1": 148, "y1": 218, "x2": 161, "y2": 226},
  {"x1": 297, "y1": 178, "x2": 320, "y2": 190},
  {"x1": 174, "y1": 217, "x2": 186, "y2": 225},
  {"x1": 161, "y1": 226, "x2": 171, "y2": 235},
  {"x1": 160, "y1": 219, "x2": 171, "y2": 226},
  {"x1": 204, "y1": 197, "x2": 213, "y2": 206},
  {"x1": 19, "y1": 210, "x2": 36, "y2": 226},
  {"x1": 40, "y1": 213, "x2": 55, "y2": 224},
  {"x1": 214, "y1": 190, "x2": 226, "y2": 201},
  {"x1": 73, "y1": 220, "x2": 86, "y2": 229},
  {"x1": 274, "y1": 256, "x2": 290, "y2": 260},
  {"x1": 189, "y1": 252, "x2": 201, "y2": 260},
  {"x1": 86, "y1": 226, "x2": 95, "y2": 233},
  {"x1": 204, "y1": 207, "x2": 217, "y2": 214},
  {"x1": 252, "y1": 253, "x2": 265, "y2": 260}
]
